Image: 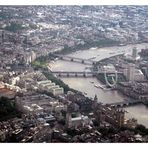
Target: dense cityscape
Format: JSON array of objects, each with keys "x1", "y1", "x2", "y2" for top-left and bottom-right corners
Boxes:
[{"x1": 0, "y1": 6, "x2": 148, "y2": 143}]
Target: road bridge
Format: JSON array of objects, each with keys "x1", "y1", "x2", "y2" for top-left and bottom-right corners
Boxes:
[
  {"x1": 51, "y1": 71, "x2": 123, "y2": 78},
  {"x1": 52, "y1": 71, "x2": 96, "y2": 78},
  {"x1": 108, "y1": 99, "x2": 143, "y2": 108}
]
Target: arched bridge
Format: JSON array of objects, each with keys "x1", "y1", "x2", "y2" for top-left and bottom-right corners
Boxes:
[
  {"x1": 52, "y1": 54, "x2": 96, "y2": 65},
  {"x1": 108, "y1": 99, "x2": 143, "y2": 108},
  {"x1": 52, "y1": 71, "x2": 96, "y2": 78},
  {"x1": 51, "y1": 71, "x2": 123, "y2": 78}
]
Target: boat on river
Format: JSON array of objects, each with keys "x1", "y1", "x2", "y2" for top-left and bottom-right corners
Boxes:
[
  {"x1": 83, "y1": 92, "x2": 87, "y2": 95},
  {"x1": 109, "y1": 52, "x2": 115, "y2": 54},
  {"x1": 94, "y1": 84, "x2": 99, "y2": 88}
]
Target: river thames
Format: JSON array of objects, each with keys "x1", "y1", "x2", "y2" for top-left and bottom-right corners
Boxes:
[{"x1": 49, "y1": 43, "x2": 148, "y2": 127}]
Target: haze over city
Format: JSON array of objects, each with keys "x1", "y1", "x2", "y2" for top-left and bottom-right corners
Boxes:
[{"x1": 0, "y1": 5, "x2": 148, "y2": 143}]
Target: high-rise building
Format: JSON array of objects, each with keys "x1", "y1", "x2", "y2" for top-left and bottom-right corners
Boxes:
[
  {"x1": 66, "y1": 112, "x2": 72, "y2": 128},
  {"x1": 132, "y1": 47, "x2": 137, "y2": 60},
  {"x1": 127, "y1": 63, "x2": 135, "y2": 81},
  {"x1": 31, "y1": 51, "x2": 36, "y2": 62}
]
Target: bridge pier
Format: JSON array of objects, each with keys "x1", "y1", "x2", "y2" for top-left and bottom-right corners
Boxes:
[
  {"x1": 122, "y1": 104, "x2": 127, "y2": 107},
  {"x1": 75, "y1": 73, "x2": 78, "y2": 77},
  {"x1": 128, "y1": 102, "x2": 132, "y2": 106},
  {"x1": 92, "y1": 74, "x2": 96, "y2": 77},
  {"x1": 117, "y1": 104, "x2": 121, "y2": 107},
  {"x1": 109, "y1": 100, "x2": 142, "y2": 108},
  {"x1": 82, "y1": 73, "x2": 85, "y2": 77},
  {"x1": 93, "y1": 62, "x2": 96, "y2": 65},
  {"x1": 53, "y1": 54, "x2": 95, "y2": 65}
]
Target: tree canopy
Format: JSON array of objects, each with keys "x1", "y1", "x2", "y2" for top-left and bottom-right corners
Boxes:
[{"x1": 0, "y1": 96, "x2": 21, "y2": 121}]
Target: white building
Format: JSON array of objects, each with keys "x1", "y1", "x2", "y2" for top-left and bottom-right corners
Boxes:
[
  {"x1": 37, "y1": 80, "x2": 64, "y2": 96},
  {"x1": 4, "y1": 83, "x2": 21, "y2": 92},
  {"x1": 53, "y1": 104, "x2": 67, "y2": 112},
  {"x1": 23, "y1": 104, "x2": 43, "y2": 114},
  {"x1": 31, "y1": 51, "x2": 36, "y2": 62},
  {"x1": 37, "y1": 80, "x2": 54, "y2": 90},
  {"x1": 11, "y1": 76, "x2": 20, "y2": 85},
  {"x1": 51, "y1": 87, "x2": 64, "y2": 96},
  {"x1": 25, "y1": 51, "x2": 36, "y2": 64},
  {"x1": 123, "y1": 68, "x2": 128, "y2": 78},
  {"x1": 123, "y1": 63, "x2": 144, "y2": 82},
  {"x1": 43, "y1": 83, "x2": 56, "y2": 90},
  {"x1": 49, "y1": 101, "x2": 67, "y2": 112},
  {"x1": 37, "y1": 80, "x2": 52, "y2": 85}
]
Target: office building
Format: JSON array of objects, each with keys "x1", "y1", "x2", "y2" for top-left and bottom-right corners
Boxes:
[
  {"x1": 127, "y1": 63, "x2": 135, "y2": 81},
  {"x1": 132, "y1": 47, "x2": 137, "y2": 60}
]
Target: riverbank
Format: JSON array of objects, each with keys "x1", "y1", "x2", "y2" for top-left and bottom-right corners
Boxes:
[
  {"x1": 55, "y1": 39, "x2": 147, "y2": 55},
  {"x1": 31, "y1": 54, "x2": 83, "y2": 94},
  {"x1": 56, "y1": 38, "x2": 121, "y2": 55},
  {"x1": 42, "y1": 70, "x2": 72, "y2": 93}
]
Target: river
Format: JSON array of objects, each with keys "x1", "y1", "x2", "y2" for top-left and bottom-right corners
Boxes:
[{"x1": 49, "y1": 43, "x2": 148, "y2": 127}]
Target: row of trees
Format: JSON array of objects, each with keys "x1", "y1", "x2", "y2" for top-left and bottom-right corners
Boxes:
[
  {"x1": 4, "y1": 22, "x2": 26, "y2": 33},
  {"x1": 57, "y1": 38, "x2": 120, "y2": 54},
  {"x1": 42, "y1": 71, "x2": 71, "y2": 93}
]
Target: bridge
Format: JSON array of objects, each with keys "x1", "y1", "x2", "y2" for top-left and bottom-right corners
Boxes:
[
  {"x1": 52, "y1": 54, "x2": 96, "y2": 65},
  {"x1": 51, "y1": 71, "x2": 123, "y2": 78},
  {"x1": 107, "y1": 99, "x2": 143, "y2": 108},
  {"x1": 98, "y1": 53, "x2": 124, "y2": 63},
  {"x1": 52, "y1": 52, "x2": 124, "y2": 65},
  {"x1": 51, "y1": 71, "x2": 96, "y2": 77}
]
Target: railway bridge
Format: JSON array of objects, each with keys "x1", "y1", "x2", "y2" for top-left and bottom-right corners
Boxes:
[{"x1": 52, "y1": 54, "x2": 96, "y2": 65}]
